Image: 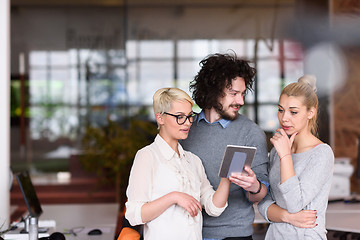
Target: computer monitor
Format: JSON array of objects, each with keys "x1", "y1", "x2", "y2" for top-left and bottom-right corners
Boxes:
[{"x1": 16, "y1": 171, "x2": 43, "y2": 218}]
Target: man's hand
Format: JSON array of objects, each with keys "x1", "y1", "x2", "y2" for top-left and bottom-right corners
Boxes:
[{"x1": 229, "y1": 166, "x2": 259, "y2": 193}]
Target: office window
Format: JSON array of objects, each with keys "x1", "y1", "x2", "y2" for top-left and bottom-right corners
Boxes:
[
  {"x1": 26, "y1": 39, "x2": 304, "y2": 139},
  {"x1": 22, "y1": 38, "x2": 303, "y2": 173},
  {"x1": 127, "y1": 39, "x2": 304, "y2": 131},
  {"x1": 127, "y1": 40, "x2": 174, "y2": 107},
  {"x1": 29, "y1": 51, "x2": 76, "y2": 141},
  {"x1": 255, "y1": 40, "x2": 304, "y2": 132}
]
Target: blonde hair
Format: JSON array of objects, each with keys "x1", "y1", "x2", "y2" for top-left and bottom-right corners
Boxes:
[
  {"x1": 153, "y1": 88, "x2": 193, "y2": 128},
  {"x1": 281, "y1": 75, "x2": 319, "y2": 136}
]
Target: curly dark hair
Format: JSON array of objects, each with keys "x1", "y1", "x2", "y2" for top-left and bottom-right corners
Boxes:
[{"x1": 190, "y1": 53, "x2": 256, "y2": 110}]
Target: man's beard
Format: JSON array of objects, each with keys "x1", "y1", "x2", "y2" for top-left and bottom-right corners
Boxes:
[{"x1": 214, "y1": 104, "x2": 241, "y2": 121}]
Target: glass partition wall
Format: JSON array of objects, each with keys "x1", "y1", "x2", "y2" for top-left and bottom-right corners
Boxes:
[{"x1": 10, "y1": 3, "x2": 304, "y2": 174}]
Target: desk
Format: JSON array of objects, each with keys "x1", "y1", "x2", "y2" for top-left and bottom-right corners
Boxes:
[
  {"x1": 326, "y1": 201, "x2": 360, "y2": 233},
  {"x1": 254, "y1": 201, "x2": 360, "y2": 233},
  {"x1": 6, "y1": 203, "x2": 119, "y2": 240}
]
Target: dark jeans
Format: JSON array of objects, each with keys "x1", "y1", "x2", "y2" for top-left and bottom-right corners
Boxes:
[{"x1": 224, "y1": 237, "x2": 253, "y2": 240}]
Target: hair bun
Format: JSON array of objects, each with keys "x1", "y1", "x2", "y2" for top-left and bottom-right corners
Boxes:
[{"x1": 298, "y1": 75, "x2": 317, "y2": 93}]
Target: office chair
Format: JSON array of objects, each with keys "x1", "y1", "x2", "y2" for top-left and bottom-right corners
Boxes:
[{"x1": 117, "y1": 227, "x2": 140, "y2": 240}]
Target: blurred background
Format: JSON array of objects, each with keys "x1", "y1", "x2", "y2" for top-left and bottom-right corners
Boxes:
[{"x1": 7, "y1": 0, "x2": 360, "y2": 226}]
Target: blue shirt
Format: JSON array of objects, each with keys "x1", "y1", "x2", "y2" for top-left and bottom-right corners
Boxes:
[{"x1": 196, "y1": 110, "x2": 231, "y2": 129}]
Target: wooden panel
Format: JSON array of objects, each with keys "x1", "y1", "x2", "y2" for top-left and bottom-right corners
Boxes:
[
  {"x1": 333, "y1": 48, "x2": 360, "y2": 192},
  {"x1": 332, "y1": 0, "x2": 360, "y2": 14}
]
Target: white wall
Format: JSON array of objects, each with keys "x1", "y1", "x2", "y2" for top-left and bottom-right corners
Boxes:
[{"x1": 0, "y1": 0, "x2": 10, "y2": 231}]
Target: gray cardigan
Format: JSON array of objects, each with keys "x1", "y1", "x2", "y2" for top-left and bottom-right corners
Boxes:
[{"x1": 258, "y1": 144, "x2": 334, "y2": 240}]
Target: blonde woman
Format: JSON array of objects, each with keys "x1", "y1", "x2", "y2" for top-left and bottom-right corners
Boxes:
[
  {"x1": 258, "y1": 75, "x2": 335, "y2": 239},
  {"x1": 125, "y1": 88, "x2": 231, "y2": 240}
]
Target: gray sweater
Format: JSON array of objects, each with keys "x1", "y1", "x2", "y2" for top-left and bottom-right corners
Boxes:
[
  {"x1": 181, "y1": 114, "x2": 269, "y2": 238},
  {"x1": 257, "y1": 144, "x2": 334, "y2": 240}
]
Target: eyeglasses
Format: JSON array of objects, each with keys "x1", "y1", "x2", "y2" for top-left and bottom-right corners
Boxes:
[
  {"x1": 63, "y1": 226, "x2": 85, "y2": 236},
  {"x1": 163, "y1": 112, "x2": 196, "y2": 125}
]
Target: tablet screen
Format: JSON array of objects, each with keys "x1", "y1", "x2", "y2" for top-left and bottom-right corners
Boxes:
[{"x1": 218, "y1": 145, "x2": 257, "y2": 178}]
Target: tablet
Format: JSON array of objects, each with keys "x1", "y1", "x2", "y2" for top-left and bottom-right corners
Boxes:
[{"x1": 218, "y1": 145, "x2": 257, "y2": 178}]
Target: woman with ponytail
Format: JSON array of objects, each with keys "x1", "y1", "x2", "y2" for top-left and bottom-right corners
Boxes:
[{"x1": 258, "y1": 75, "x2": 335, "y2": 239}]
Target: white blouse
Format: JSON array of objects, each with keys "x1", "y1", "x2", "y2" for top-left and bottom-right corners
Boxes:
[{"x1": 125, "y1": 134, "x2": 227, "y2": 240}]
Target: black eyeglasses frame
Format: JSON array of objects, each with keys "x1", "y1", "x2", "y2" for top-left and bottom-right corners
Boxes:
[{"x1": 163, "y1": 112, "x2": 196, "y2": 125}]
